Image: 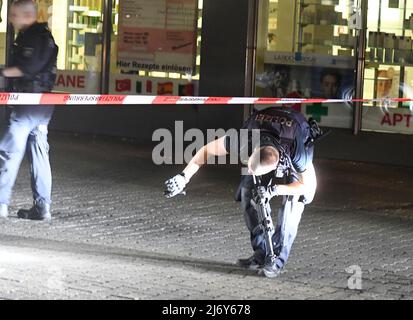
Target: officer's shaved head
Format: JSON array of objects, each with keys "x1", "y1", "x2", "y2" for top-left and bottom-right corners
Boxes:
[
  {"x1": 10, "y1": 0, "x2": 37, "y2": 31},
  {"x1": 248, "y1": 146, "x2": 279, "y2": 176}
]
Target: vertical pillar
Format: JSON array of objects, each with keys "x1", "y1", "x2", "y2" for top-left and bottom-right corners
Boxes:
[
  {"x1": 353, "y1": 0, "x2": 368, "y2": 135},
  {"x1": 100, "y1": 0, "x2": 112, "y2": 94},
  {"x1": 198, "y1": 0, "x2": 250, "y2": 130},
  {"x1": 244, "y1": 0, "x2": 259, "y2": 120}
]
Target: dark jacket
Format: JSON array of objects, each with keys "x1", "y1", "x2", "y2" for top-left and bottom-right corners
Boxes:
[{"x1": 9, "y1": 22, "x2": 58, "y2": 93}]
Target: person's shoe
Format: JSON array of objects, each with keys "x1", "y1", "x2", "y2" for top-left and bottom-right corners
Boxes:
[
  {"x1": 17, "y1": 202, "x2": 51, "y2": 222},
  {"x1": 236, "y1": 255, "x2": 264, "y2": 270},
  {"x1": 259, "y1": 259, "x2": 282, "y2": 278},
  {"x1": 0, "y1": 204, "x2": 8, "y2": 219}
]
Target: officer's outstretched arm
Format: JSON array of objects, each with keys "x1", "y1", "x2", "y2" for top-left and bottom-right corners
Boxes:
[
  {"x1": 182, "y1": 136, "x2": 228, "y2": 181},
  {"x1": 276, "y1": 163, "x2": 317, "y2": 197},
  {"x1": 164, "y1": 136, "x2": 229, "y2": 198}
]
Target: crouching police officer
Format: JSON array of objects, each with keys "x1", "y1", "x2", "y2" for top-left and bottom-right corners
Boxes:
[
  {"x1": 164, "y1": 106, "x2": 321, "y2": 278},
  {"x1": 0, "y1": 0, "x2": 58, "y2": 222}
]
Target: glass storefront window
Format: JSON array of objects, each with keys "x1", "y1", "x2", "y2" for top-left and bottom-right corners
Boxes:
[
  {"x1": 0, "y1": 0, "x2": 7, "y2": 90},
  {"x1": 0, "y1": 0, "x2": 7, "y2": 66},
  {"x1": 40, "y1": 0, "x2": 104, "y2": 93},
  {"x1": 3, "y1": 1, "x2": 202, "y2": 95},
  {"x1": 363, "y1": 0, "x2": 413, "y2": 134},
  {"x1": 265, "y1": 0, "x2": 356, "y2": 57},
  {"x1": 108, "y1": 0, "x2": 202, "y2": 96},
  {"x1": 256, "y1": 0, "x2": 356, "y2": 129}
]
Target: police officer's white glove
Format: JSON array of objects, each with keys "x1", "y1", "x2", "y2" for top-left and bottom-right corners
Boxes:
[
  {"x1": 164, "y1": 173, "x2": 187, "y2": 198},
  {"x1": 256, "y1": 185, "x2": 278, "y2": 201}
]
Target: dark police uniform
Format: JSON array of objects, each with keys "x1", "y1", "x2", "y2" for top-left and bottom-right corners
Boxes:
[
  {"x1": 225, "y1": 107, "x2": 315, "y2": 269},
  {"x1": 0, "y1": 22, "x2": 58, "y2": 209}
]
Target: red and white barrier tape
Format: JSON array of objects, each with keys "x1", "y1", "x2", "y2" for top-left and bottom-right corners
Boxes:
[{"x1": 0, "y1": 92, "x2": 412, "y2": 105}]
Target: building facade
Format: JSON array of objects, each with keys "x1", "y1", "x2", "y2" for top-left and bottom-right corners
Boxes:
[
  {"x1": 256, "y1": 0, "x2": 413, "y2": 135},
  {"x1": 0, "y1": 0, "x2": 413, "y2": 146}
]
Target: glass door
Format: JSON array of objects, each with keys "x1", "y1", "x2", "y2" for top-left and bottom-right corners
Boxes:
[{"x1": 41, "y1": 0, "x2": 104, "y2": 93}]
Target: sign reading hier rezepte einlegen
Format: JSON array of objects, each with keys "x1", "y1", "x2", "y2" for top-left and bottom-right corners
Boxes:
[{"x1": 117, "y1": 0, "x2": 198, "y2": 74}]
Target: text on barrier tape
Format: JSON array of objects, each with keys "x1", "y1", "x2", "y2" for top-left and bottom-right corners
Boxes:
[{"x1": 0, "y1": 93, "x2": 412, "y2": 105}]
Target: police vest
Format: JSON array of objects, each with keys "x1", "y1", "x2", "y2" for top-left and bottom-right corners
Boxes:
[
  {"x1": 244, "y1": 107, "x2": 309, "y2": 153},
  {"x1": 242, "y1": 107, "x2": 310, "y2": 177}
]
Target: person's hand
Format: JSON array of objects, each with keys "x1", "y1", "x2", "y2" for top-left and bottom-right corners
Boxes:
[
  {"x1": 256, "y1": 185, "x2": 278, "y2": 201},
  {"x1": 164, "y1": 173, "x2": 187, "y2": 198}
]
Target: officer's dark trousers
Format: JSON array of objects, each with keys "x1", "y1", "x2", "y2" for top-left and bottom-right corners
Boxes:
[
  {"x1": 0, "y1": 106, "x2": 54, "y2": 206},
  {"x1": 240, "y1": 173, "x2": 311, "y2": 269}
]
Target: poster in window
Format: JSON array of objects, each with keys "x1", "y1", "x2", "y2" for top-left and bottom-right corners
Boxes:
[
  {"x1": 117, "y1": 0, "x2": 198, "y2": 74},
  {"x1": 256, "y1": 63, "x2": 355, "y2": 128}
]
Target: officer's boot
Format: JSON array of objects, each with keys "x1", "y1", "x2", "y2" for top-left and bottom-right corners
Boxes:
[
  {"x1": 237, "y1": 250, "x2": 265, "y2": 270},
  {"x1": 17, "y1": 201, "x2": 51, "y2": 222},
  {"x1": 259, "y1": 255, "x2": 282, "y2": 278},
  {"x1": 0, "y1": 204, "x2": 8, "y2": 219},
  {"x1": 237, "y1": 255, "x2": 262, "y2": 270}
]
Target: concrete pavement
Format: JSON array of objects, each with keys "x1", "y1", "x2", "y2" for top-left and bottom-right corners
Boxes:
[{"x1": 0, "y1": 133, "x2": 412, "y2": 300}]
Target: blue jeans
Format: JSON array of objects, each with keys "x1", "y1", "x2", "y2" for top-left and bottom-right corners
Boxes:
[
  {"x1": 0, "y1": 106, "x2": 54, "y2": 206},
  {"x1": 240, "y1": 172, "x2": 309, "y2": 269}
]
